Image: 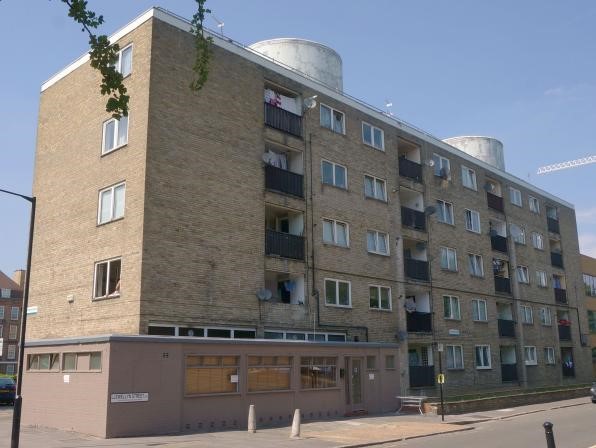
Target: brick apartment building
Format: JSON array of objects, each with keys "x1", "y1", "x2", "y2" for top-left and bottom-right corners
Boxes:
[
  {"x1": 581, "y1": 254, "x2": 596, "y2": 377},
  {"x1": 0, "y1": 270, "x2": 23, "y2": 375},
  {"x1": 21, "y1": 7, "x2": 592, "y2": 437}
]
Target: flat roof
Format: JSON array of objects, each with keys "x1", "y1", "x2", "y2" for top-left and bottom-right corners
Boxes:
[{"x1": 40, "y1": 7, "x2": 574, "y2": 209}]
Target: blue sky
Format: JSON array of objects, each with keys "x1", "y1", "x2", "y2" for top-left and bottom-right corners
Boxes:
[{"x1": 1, "y1": 0, "x2": 595, "y2": 276}]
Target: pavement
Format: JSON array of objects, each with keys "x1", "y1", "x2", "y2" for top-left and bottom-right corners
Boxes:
[{"x1": 0, "y1": 396, "x2": 591, "y2": 448}]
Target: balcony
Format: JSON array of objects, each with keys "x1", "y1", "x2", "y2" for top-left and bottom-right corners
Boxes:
[
  {"x1": 550, "y1": 252, "x2": 564, "y2": 269},
  {"x1": 490, "y1": 235, "x2": 508, "y2": 253},
  {"x1": 547, "y1": 217, "x2": 560, "y2": 234},
  {"x1": 401, "y1": 207, "x2": 426, "y2": 231},
  {"x1": 498, "y1": 319, "x2": 515, "y2": 337},
  {"x1": 494, "y1": 277, "x2": 511, "y2": 295},
  {"x1": 409, "y1": 365, "x2": 435, "y2": 388},
  {"x1": 399, "y1": 158, "x2": 423, "y2": 183},
  {"x1": 406, "y1": 312, "x2": 432, "y2": 333},
  {"x1": 265, "y1": 229, "x2": 304, "y2": 260},
  {"x1": 405, "y1": 258, "x2": 429, "y2": 281},
  {"x1": 265, "y1": 164, "x2": 304, "y2": 198},
  {"x1": 501, "y1": 364, "x2": 518, "y2": 382},
  {"x1": 487, "y1": 192, "x2": 504, "y2": 212},
  {"x1": 264, "y1": 102, "x2": 302, "y2": 138},
  {"x1": 558, "y1": 325, "x2": 572, "y2": 341},
  {"x1": 554, "y1": 288, "x2": 567, "y2": 304},
  {"x1": 562, "y1": 365, "x2": 575, "y2": 377}
]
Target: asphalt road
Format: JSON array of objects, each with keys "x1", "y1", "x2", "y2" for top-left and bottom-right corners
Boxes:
[{"x1": 381, "y1": 402, "x2": 596, "y2": 448}]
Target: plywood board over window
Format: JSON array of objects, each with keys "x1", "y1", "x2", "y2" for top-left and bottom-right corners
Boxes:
[{"x1": 185, "y1": 355, "x2": 239, "y2": 395}]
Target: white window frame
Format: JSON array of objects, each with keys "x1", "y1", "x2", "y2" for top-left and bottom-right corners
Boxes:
[
  {"x1": 446, "y1": 345, "x2": 464, "y2": 370},
  {"x1": 468, "y1": 253, "x2": 484, "y2": 277},
  {"x1": 114, "y1": 43, "x2": 133, "y2": 77},
  {"x1": 0, "y1": 288, "x2": 10, "y2": 298},
  {"x1": 366, "y1": 230, "x2": 389, "y2": 256},
  {"x1": 531, "y1": 232, "x2": 544, "y2": 250},
  {"x1": 536, "y1": 270, "x2": 548, "y2": 288},
  {"x1": 320, "y1": 103, "x2": 345, "y2": 134},
  {"x1": 539, "y1": 307, "x2": 552, "y2": 326},
  {"x1": 101, "y1": 115, "x2": 129, "y2": 155},
  {"x1": 437, "y1": 200, "x2": 454, "y2": 225},
  {"x1": 529, "y1": 196, "x2": 540, "y2": 214},
  {"x1": 324, "y1": 278, "x2": 351, "y2": 308},
  {"x1": 544, "y1": 347, "x2": 555, "y2": 364},
  {"x1": 516, "y1": 266, "x2": 530, "y2": 284},
  {"x1": 521, "y1": 305, "x2": 533, "y2": 324},
  {"x1": 321, "y1": 159, "x2": 347, "y2": 189},
  {"x1": 322, "y1": 218, "x2": 349, "y2": 247},
  {"x1": 461, "y1": 165, "x2": 477, "y2": 190},
  {"x1": 362, "y1": 122, "x2": 384, "y2": 151},
  {"x1": 464, "y1": 209, "x2": 481, "y2": 233},
  {"x1": 510, "y1": 223, "x2": 526, "y2": 245},
  {"x1": 9, "y1": 325, "x2": 18, "y2": 340},
  {"x1": 98, "y1": 182, "x2": 126, "y2": 224},
  {"x1": 369, "y1": 285, "x2": 391, "y2": 311},
  {"x1": 93, "y1": 257, "x2": 122, "y2": 299},
  {"x1": 524, "y1": 346, "x2": 537, "y2": 365},
  {"x1": 432, "y1": 154, "x2": 451, "y2": 179},
  {"x1": 363, "y1": 174, "x2": 387, "y2": 202},
  {"x1": 475, "y1": 345, "x2": 492, "y2": 369},
  {"x1": 10, "y1": 306, "x2": 19, "y2": 321},
  {"x1": 7, "y1": 345, "x2": 16, "y2": 360},
  {"x1": 472, "y1": 299, "x2": 488, "y2": 322},
  {"x1": 440, "y1": 246, "x2": 458, "y2": 271},
  {"x1": 443, "y1": 295, "x2": 461, "y2": 320},
  {"x1": 509, "y1": 187, "x2": 522, "y2": 207}
]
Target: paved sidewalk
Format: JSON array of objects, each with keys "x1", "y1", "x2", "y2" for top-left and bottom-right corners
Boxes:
[{"x1": 0, "y1": 396, "x2": 590, "y2": 448}]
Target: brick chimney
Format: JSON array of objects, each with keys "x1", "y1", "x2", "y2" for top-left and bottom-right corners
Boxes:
[{"x1": 12, "y1": 269, "x2": 26, "y2": 289}]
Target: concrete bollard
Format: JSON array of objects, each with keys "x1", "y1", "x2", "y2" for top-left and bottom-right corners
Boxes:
[
  {"x1": 290, "y1": 409, "x2": 301, "y2": 438},
  {"x1": 248, "y1": 404, "x2": 256, "y2": 433}
]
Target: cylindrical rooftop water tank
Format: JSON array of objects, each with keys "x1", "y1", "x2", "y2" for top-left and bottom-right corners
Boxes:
[
  {"x1": 249, "y1": 38, "x2": 343, "y2": 91},
  {"x1": 443, "y1": 136, "x2": 505, "y2": 171}
]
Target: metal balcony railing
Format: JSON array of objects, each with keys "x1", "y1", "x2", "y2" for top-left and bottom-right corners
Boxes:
[
  {"x1": 406, "y1": 312, "x2": 432, "y2": 333},
  {"x1": 264, "y1": 102, "x2": 302, "y2": 137},
  {"x1": 405, "y1": 258, "x2": 429, "y2": 281},
  {"x1": 562, "y1": 365, "x2": 575, "y2": 377},
  {"x1": 494, "y1": 276, "x2": 512, "y2": 294},
  {"x1": 498, "y1": 319, "x2": 515, "y2": 337},
  {"x1": 409, "y1": 365, "x2": 435, "y2": 388},
  {"x1": 265, "y1": 229, "x2": 304, "y2": 260},
  {"x1": 554, "y1": 288, "x2": 567, "y2": 304},
  {"x1": 547, "y1": 217, "x2": 560, "y2": 234},
  {"x1": 265, "y1": 164, "x2": 304, "y2": 198},
  {"x1": 558, "y1": 325, "x2": 572, "y2": 341},
  {"x1": 401, "y1": 207, "x2": 426, "y2": 231},
  {"x1": 487, "y1": 192, "x2": 504, "y2": 212},
  {"x1": 399, "y1": 158, "x2": 423, "y2": 183},
  {"x1": 491, "y1": 235, "x2": 508, "y2": 253},
  {"x1": 550, "y1": 252, "x2": 564, "y2": 269},
  {"x1": 501, "y1": 364, "x2": 518, "y2": 382}
]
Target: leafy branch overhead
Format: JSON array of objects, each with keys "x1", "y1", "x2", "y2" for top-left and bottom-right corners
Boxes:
[{"x1": 190, "y1": 0, "x2": 213, "y2": 92}]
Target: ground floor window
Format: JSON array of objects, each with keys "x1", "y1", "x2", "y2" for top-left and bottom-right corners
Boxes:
[
  {"x1": 264, "y1": 330, "x2": 346, "y2": 342},
  {"x1": 27, "y1": 353, "x2": 60, "y2": 371},
  {"x1": 248, "y1": 356, "x2": 291, "y2": 392},
  {"x1": 446, "y1": 345, "x2": 464, "y2": 370},
  {"x1": 300, "y1": 357, "x2": 337, "y2": 389},
  {"x1": 185, "y1": 355, "x2": 239, "y2": 395},
  {"x1": 62, "y1": 352, "x2": 102, "y2": 371}
]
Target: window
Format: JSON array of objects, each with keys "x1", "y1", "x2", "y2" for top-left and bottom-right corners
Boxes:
[
  {"x1": 544, "y1": 347, "x2": 555, "y2": 364},
  {"x1": 325, "y1": 279, "x2": 351, "y2": 307},
  {"x1": 464, "y1": 209, "x2": 481, "y2": 233},
  {"x1": 0, "y1": 324, "x2": 2, "y2": 338},
  {"x1": 437, "y1": 200, "x2": 454, "y2": 224},
  {"x1": 461, "y1": 165, "x2": 477, "y2": 190},
  {"x1": 524, "y1": 346, "x2": 537, "y2": 365},
  {"x1": 366, "y1": 356, "x2": 376, "y2": 370},
  {"x1": 443, "y1": 295, "x2": 461, "y2": 320},
  {"x1": 62, "y1": 352, "x2": 102, "y2": 371},
  {"x1": 10, "y1": 307, "x2": 19, "y2": 320},
  {"x1": 536, "y1": 270, "x2": 548, "y2": 288},
  {"x1": 102, "y1": 115, "x2": 129, "y2": 154},
  {"x1": 7, "y1": 345, "x2": 16, "y2": 360},
  {"x1": 185, "y1": 355, "x2": 239, "y2": 395},
  {"x1": 364, "y1": 175, "x2": 387, "y2": 201},
  {"x1": 322, "y1": 219, "x2": 349, "y2": 247},
  {"x1": 369, "y1": 285, "x2": 391, "y2": 310},
  {"x1": 510, "y1": 224, "x2": 525, "y2": 245},
  {"x1": 440, "y1": 247, "x2": 458, "y2": 271},
  {"x1": 385, "y1": 355, "x2": 395, "y2": 369},
  {"x1": 114, "y1": 44, "x2": 132, "y2": 77},
  {"x1": 468, "y1": 254, "x2": 484, "y2": 277},
  {"x1": 0, "y1": 306, "x2": 4, "y2": 319},
  {"x1": 472, "y1": 299, "x2": 488, "y2": 321},
  {"x1": 509, "y1": 187, "x2": 522, "y2": 206},
  {"x1": 0, "y1": 288, "x2": 10, "y2": 298},
  {"x1": 588, "y1": 310, "x2": 596, "y2": 333},
  {"x1": 248, "y1": 356, "x2": 291, "y2": 392},
  {"x1": 539, "y1": 307, "x2": 552, "y2": 326},
  {"x1": 546, "y1": 206, "x2": 558, "y2": 220},
  {"x1": 475, "y1": 345, "x2": 491, "y2": 369},
  {"x1": 27, "y1": 353, "x2": 60, "y2": 371},
  {"x1": 98, "y1": 182, "x2": 125, "y2": 224},
  {"x1": 516, "y1": 266, "x2": 529, "y2": 284},
  {"x1": 529, "y1": 196, "x2": 540, "y2": 214},
  {"x1": 446, "y1": 345, "x2": 464, "y2": 369},
  {"x1": 300, "y1": 357, "x2": 337, "y2": 389},
  {"x1": 320, "y1": 104, "x2": 345, "y2": 134},
  {"x1": 531, "y1": 232, "x2": 544, "y2": 250},
  {"x1": 362, "y1": 122, "x2": 384, "y2": 150},
  {"x1": 321, "y1": 160, "x2": 347, "y2": 189},
  {"x1": 9, "y1": 325, "x2": 17, "y2": 340},
  {"x1": 367, "y1": 230, "x2": 389, "y2": 255},
  {"x1": 432, "y1": 154, "x2": 451, "y2": 179},
  {"x1": 93, "y1": 258, "x2": 121, "y2": 299},
  {"x1": 521, "y1": 305, "x2": 533, "y2": 324},
  {"x1": 584, "y1": 274, "x2": 596, "y2": 296},
  {"x1": 6, "y1": 365, "x2": 14, "y2": 375}
]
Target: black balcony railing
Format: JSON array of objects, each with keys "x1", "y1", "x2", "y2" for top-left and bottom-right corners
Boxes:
[
  {"x1": 550, "y1": 252, "x2": 564, "y2": 269},
  {"x1": 265, "y1": 229, "x2": 304, "y2": 260},
  {"x1": 409, "y1": 365, "x2": 435, "y2": 388},
  {"x1": 487, "y1": 192, "x2": 504, "y2": 212},
  {"x1": 491, "y1": 235, "x2": 508, "y2": 253},
  {"x1": 264, "y1": 102, "x2": 302, "y2": 137},
  {"x1": 558, "y1": 325, "x2": 572, "y2": 341},
  {"x1": 401, "y1": 207, "x2": 426, "y2": 231},
  {"x1": 406, "y1": 312, "x2": 432, "y2": 333},
  {"x1": 265, "y1": 164, "x2": 304, "y2": 198},
  {"x1": 399, "y1": 158, "x2": 423, "y2": 183},
  {"x1": 501, "y1": 364, "x2": 518, "y2": 382},
  {"x1": 562, "y1": 365, "x2": 575, "y2": 377},
  {"x1": 554, "y1": 288, "x2": 567, "y2": 304},
  {"x1": 547, "y1": 217, "x2": 560, "y2": 234},
  {"x1": 494, "y1": 276, "x2": 512, "y2": 294},
  {"x1": 405, "y1": 258, "x2": 429, "y2": 281},
  {"x1": 498, "y1": 319, "x2": 515, "y2": 337}
]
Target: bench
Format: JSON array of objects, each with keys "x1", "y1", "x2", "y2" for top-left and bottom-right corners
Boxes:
[{"x1": 396, "y1": 395, "x2": 427, "y2": 415}]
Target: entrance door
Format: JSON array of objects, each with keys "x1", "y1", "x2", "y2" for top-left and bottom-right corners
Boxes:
[{"x1": 345, "y1": 357, "x2": 364, "y2": 411}]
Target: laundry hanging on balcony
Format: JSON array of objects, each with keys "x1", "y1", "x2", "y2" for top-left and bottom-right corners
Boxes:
[
  {"x1": 263, "y1": 150, "x2": 287, "y2": 170},
  {"x1": 264, "y1": 89, "x2": 301, "y2": 116}
]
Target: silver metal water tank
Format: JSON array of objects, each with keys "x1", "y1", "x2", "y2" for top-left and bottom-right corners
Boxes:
[{"x1": 443, "y1": 136, "x2": 505, "y2": 171}]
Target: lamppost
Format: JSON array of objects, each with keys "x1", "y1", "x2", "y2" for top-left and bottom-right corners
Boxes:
[{"x1": 0, "y1": 188, "x2": 36, "y2": 448}]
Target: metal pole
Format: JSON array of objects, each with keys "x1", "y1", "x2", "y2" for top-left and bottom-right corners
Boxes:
[
  {"x1": 438, "y1": 350, "x2": 444, "y2": 422},
  {"x1": 543, "y1": 422, "x2": 556, "y2": 448}
]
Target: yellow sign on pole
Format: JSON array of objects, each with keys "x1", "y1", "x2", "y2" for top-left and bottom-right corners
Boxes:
[{"x1": 437, "y1": 373, "x2": 445, "y2": 384}]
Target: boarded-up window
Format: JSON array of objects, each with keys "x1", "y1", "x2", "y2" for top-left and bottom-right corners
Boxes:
[
  {"x1": 185, "y1": 355, "x2": 239, "y2": 395},
  {"x1": 300, "y1": 357, "x2": 337, "y2": 389},
  {"x1": 248, "y1": 356, "x2": 291, "y2": 392}
]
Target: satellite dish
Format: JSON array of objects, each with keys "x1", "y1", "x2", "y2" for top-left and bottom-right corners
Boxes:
[
  {"x1": 303, "y1": 95, "x2": 318, "y2": 110},
  {"x1": 426, "y1": 159, "x2": 435, "y2": 167},
  {"x1": 256, "y1": 288, "x2": 272, "y2": 301},
  {"x1": 424, "y1": 206, "x2": 436, "y2": 216}
]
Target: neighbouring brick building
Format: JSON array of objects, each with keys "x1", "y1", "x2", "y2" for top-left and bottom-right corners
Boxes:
[
  {"x1": 581, "y1": 254, "x2": 596, "y2": 377},
  {"x1": 0, "y1": 270, "x2": 23, "y2": 375},
  {"x1": 22, "y1": 7, "x2": 592, "y2": 437}
]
